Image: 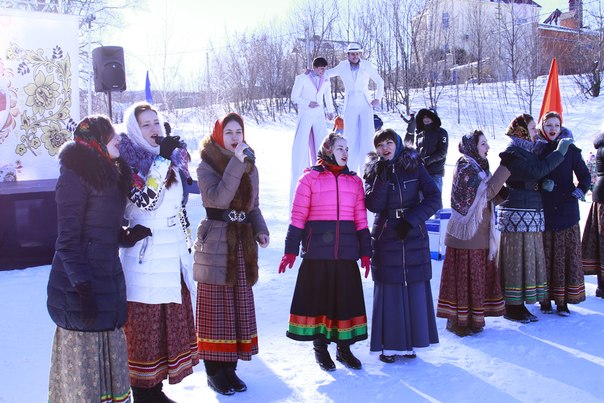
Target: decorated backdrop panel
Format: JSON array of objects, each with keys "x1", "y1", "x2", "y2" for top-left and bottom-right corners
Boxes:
[{"x1": 0, "y1": 10, "x2": 80, "y2": 181}]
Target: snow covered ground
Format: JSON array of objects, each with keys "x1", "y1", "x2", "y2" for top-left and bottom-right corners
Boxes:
[{"x1": 2, "y1": 77, "x2": 604, "y2": 402}]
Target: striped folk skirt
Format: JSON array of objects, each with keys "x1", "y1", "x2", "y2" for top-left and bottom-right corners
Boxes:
[
  {"x1": 124, "y1": 278, "x2": 199, "y2": 388},
  {"x1": 286, "y1": 259, "x2": 368, "y2": 344},
  {"x1": 437, "y1": 247, "x2": 505, "y2": 329},
  {"x1": 581, "y1": 201, "x2": 604, "y2": 276},
  {"x1": 48, "y1": 326, "x2": 131, "y2": 403},
  {"x1": 196, "y1": 244, "x2": 259, "y2": 361},
  {"x1": 498, "y1": 232, "x2": 547, "y2": 304},
  {"x1": 543, "y1": 224, "x2": 586, "y2": 304}
]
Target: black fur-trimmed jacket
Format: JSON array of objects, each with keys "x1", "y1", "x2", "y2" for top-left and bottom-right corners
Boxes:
[
  {"x1": 364, "y1": 148, "x2": 441, "y2": 284},
  {"x1": 47, "y1": 142, "x2": 131, "y2": 332}
]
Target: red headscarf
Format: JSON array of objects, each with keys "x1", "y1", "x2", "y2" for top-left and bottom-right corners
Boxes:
[{"x1": 211, "y1": 112, "x2": 245, "y2": 149}]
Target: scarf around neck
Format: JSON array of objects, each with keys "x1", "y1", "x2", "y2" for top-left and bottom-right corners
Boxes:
[{"x1": 448, "y1": 154, "x2": 498, "y2": 260}]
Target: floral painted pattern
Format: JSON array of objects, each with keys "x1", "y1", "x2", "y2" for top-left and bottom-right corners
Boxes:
[
  {"x1": 0, "y1": 58, "x2": 20, "y2": 145},
  {"x1": 6, "y1": 43, "x2": 75, "y2": 157}
]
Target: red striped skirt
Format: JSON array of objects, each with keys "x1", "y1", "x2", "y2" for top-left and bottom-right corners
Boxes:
[
  {"x1": 437, "y1": 247, "x2": 505, "y2": 328},
  {"x1": 581, "y1": 202, "x2": 604, "y2": 276},
  {"x1": 196, "y1": 244, "x2": 258, "y2": 361},
  {"x1": 544, "y1": 224, "x2": 586, "y2": 304},
  {"x1": 124, "y1": 278, "x2": 199, "y2": 388},
  {"x1": 286, "y1": 259, "x2": 368, "y2": 344}
]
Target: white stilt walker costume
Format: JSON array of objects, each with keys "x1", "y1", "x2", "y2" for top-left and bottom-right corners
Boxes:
[{"x1": 326, "y1": 43, "x2": 384, "y2": 175}]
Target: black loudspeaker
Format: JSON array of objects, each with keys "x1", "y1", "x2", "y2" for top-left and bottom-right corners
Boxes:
[{"x1": 92, "y1": 46, "x2": 126, "y2": 92}]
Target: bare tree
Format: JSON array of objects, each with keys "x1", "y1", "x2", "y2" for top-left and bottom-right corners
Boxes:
[
  {"x1": 574, "y1": 1, "x2": 604, "y2": 98},
  {"x1": 466, "y1": 2, "x2": 493, "y2": 84}
]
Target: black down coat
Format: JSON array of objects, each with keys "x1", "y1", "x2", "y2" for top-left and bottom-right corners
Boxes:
[
  {"x1": 535, "y1": 138, "x2": 591, "y2": 231},
  {"x1": 364, "y1": 148, "x2": 441, "y2": 284},
  {"x1": 47, "y1": 142, "x2": 131, "y2": 332},
  {"x1": 591, "y1": 133, "x2": 604, "y2": 203}
]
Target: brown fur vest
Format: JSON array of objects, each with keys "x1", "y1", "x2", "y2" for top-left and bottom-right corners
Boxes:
[{"x1": 200, "y1": 137, "x2": 259, "y2": 286}]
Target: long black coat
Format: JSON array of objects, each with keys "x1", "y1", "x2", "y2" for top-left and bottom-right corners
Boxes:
[
  {"x1": 364, "y1": 149, "x2": 441, "y2": 284},
  {"x1": 592, "y1": 134, "x2": 604, "y2": 203},
  {"x1": 537, "y1": 140, "x2": 591, "y2": 231},
  {"x1": 47, "y1": 142, "x2": 131, "y2": 332}
]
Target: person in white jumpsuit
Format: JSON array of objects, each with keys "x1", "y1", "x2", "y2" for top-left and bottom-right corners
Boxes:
[
  {"x1": 290, "y1": 57, "x2": 334, "y2": 205},
  {"x1": 326, "y1": 43, "x2": 384, "y2": 175}
]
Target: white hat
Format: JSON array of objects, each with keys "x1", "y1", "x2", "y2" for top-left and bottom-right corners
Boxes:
[{"x1": 347, "y1": 42, "x2": 363, "y2": 53}]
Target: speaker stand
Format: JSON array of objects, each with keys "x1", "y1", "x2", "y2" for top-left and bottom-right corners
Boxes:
[{"x1": 106, "y1": 91, "x2": 113, "y2": 122}]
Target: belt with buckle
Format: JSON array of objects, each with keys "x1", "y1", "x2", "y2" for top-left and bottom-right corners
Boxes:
[
  {"x1": 387, "y1": 208, "x2": 408, "y2": 219},
  {"x1": 205, "y1": 208, "x2": 248, "y2": 223}
]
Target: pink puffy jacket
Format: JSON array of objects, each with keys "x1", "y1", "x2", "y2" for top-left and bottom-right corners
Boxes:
[{"x1": 285, "y1": 166, "x2": 371, "y2": 261}]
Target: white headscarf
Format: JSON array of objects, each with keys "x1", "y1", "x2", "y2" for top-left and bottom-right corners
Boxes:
[{"x1": 122, "y1": 102, "x2": 166, "y2": 155}]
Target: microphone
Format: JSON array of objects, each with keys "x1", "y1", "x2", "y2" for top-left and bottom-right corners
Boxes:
[
  {"x1": 155, "y1": 136, "x2": 187, "y2": 149},
  {"x1": 243, "y1": 147, "x2": 255, "y2": 162}
]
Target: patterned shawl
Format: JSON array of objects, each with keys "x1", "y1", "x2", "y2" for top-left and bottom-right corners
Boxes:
[{"x1": 448, "y1": 134, "x2": 497, "y2": 260}]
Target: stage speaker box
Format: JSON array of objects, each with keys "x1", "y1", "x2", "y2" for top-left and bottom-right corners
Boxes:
[{"x1": 92, "y1": 46, "x2": 126, "y2": 92}]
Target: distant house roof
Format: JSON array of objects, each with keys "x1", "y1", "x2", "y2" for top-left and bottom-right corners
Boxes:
[{"x1": 495, "y1": 0, "x2": 541, "y2": 6}]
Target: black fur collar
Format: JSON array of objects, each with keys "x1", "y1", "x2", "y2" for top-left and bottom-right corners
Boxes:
[
  {"x1": 364, "y1": 147, "x2": 421, "y2": 180},
  {"x1": 58, "y1": 142, "x2": 132, "y2": 195}
]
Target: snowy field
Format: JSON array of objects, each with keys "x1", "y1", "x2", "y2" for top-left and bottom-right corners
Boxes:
[{"x1": 2, "y1": 77, "x2": 604, "y2": 402}]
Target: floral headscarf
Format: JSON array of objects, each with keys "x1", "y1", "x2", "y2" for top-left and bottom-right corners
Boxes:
[
  {"x1": 505, "y1": 114, "x2": 534, "y2": 141},
  {"x1": 74, "y1": 115, "x2": 114, "y2": 161},
  {"x1": 317, "y1": 132, "x2": 346, "y2": 173}
]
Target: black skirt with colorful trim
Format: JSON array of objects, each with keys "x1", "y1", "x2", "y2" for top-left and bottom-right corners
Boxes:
[{"x1": 286, "y1": 259, "x2": 368, "y2": 344}]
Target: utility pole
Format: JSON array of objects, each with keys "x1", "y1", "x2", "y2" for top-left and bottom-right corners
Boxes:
[{"x1": 83, "y1": 14, "x2": 96, "y2": 116}]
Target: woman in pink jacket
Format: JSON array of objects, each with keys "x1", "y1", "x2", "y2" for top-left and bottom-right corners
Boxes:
[{"x1": 279, "y1": 132, "x2": 372, "y2": 372}]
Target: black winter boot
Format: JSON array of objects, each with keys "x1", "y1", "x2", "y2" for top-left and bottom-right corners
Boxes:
[
  {"x1": 205, "y1": 360, "x2": 235, "y2": 396},
  {"x1": 131, "y1": 386, "x2": 154, "y2": 403},
  {"x1": 225, "y1": 361, "x2": 247, "y2": 392},
  {"x1": 596, "y1": 273, "x2": 604, "y2": 298},
  {"x1": 336, "y1": 343, "x2": 362, "y2": 370},
  {"x1": 152, "y1": 382, "x2": 176, "y2": 403},
  {"x1": 313, "y1": 339, "x2": 335, "y2": 371},
  {"x1": 504, "y1": 304, "x2": 530, "y2": 323}
]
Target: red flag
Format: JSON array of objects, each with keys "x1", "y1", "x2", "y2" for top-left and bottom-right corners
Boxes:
[{"x1": 539, "y1": 58, "x2": 563, "y2": 123}]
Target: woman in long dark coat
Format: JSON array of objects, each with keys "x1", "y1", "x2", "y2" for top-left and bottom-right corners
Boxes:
[
  {"x1": 536, "y1": 112, "x2": 590, "y2": 315},
  {"x1": 497, "y1": 114, "x2": 571, "y2": 323},
  {"x1": 364, "y1": 129, "x2": 441, "y2": 363},
  {"x1": 582, "y1": 130, "x2": 604, "y2": 298},
  {"x1": 47, "y1": 116, "x2": 149, "y2": 402}
]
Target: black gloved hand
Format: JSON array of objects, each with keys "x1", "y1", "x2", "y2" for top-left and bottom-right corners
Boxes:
[
  {"x1": 75, "y1": 282, "x2": 97, "y2": 326},
  {"x1": 499, "y1": 153, "x2": 514, "y2": 169},
  {"x1": 396, "y1": 219, "x2": 413, "y2": 240},
  {"x1": 555, "y1": 138, "x2": 572, "y2": 156},
  {"x1": 159, "y1": 135, "x2": 181, "y2": 159},
  {"x1": 375, "y1": 158, "x2": 389, "y2": 181},
  {"x1": 119, "y1": 224, "x2": 152, "y2": 248}
]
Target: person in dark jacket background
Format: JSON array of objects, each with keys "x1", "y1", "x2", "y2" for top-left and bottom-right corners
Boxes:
[
  {"x1": 582, "y1": 130, "x2": 604, "y2": 298},
  {"x1": 47, "y1": 115, "x2": 150, "y2": 402},
  {"x1": 497, "y1": 114, "x2": 571, "y2": 323},
  {"x1": 535, "y1": 111, "x2": 590, "y2": 315},
  {"x1": 364, "y1": 128, "x2": 441, "y2": 363},
  {"x1": 401, "y1": 110, "x2": 416, "y2": 146},
  {"x1": 415, "y1": 108, "x2": 448, "y2": 201}
]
